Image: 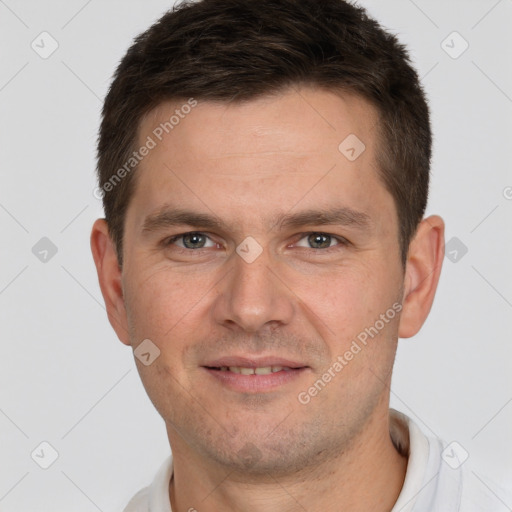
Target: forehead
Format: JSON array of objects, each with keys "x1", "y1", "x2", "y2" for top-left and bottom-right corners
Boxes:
[
  {"x1": 127, "y1": 87, "x2": 394, "y2": 235},
  {"x1": 139, "y1": 87, "x2": 378, "y2": 162}
]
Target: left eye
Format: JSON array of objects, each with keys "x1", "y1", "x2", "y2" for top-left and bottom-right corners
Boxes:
[{"x1": 295, "y1": 233, "x2": 344, "y2": 249}]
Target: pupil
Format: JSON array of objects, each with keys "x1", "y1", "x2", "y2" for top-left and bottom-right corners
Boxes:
[
  {"x1": 309, "y1": 233, "x2": 331, "y2": 249},
  {"x1": 184, "y1": 233, "x2": 205, "y2": 249}
]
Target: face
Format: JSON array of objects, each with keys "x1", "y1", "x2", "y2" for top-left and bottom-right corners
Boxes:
[{"x1": 116, "y1": 87, "x2": 407, "y2": 475}]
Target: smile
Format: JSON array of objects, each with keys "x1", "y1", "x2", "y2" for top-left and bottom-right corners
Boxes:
[
  {"x1": 203, "y1": 364, "x2": 309, "y2": 393},
  {"x1": 212, "y1": 366, "x2": 291, "y2": 375}
]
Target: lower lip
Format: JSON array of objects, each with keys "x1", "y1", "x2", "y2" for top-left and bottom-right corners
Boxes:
[{"x1": 203, "y1": 367, "x2": 308, "y2": 393}]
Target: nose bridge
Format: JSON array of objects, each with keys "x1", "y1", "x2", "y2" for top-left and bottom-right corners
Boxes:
[{"x1": 212, "y1": 247, "x2": 294, "y2": 332}]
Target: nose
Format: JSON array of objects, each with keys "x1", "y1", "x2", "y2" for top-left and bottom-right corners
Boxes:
[{"x1": 211, "y1": 246, "x2": 295, "y2": 334}]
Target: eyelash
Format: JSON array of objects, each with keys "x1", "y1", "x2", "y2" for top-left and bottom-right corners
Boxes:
[{"x1": 163, "y1": 231, "x2": 350, "y2": 253}]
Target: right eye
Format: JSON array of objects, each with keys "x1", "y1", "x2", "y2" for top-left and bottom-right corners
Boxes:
[{"x1": 165, "y1": 232, "x2": 217, "y2": 250}]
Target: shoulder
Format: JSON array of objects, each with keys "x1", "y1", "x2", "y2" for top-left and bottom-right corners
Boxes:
[
  {"x1": 122, "y1": 486, "x2": 150, "y2": 512},
  {"x1": 122, "y1": 455, "x2": 174, "y2": 512},
  {"x1": 390, "y1": 410, "x2": 510, "y2": 512},
  {"x1": 458, "y1": 467, "x2": 512, "y2": 512}
]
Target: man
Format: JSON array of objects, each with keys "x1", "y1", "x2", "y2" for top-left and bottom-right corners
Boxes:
[{"x1": 90, "y1": 0, "x2": 501, "y2": 510}]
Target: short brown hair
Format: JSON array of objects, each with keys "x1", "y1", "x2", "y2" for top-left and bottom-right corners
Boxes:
[{"x1": 97, "y1": 0, "x2": 431, "y2": 267}]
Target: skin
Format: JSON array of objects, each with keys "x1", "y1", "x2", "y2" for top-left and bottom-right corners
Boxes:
[{"x1": 91, "y1": 86, "x2": 445, "y2": 511}]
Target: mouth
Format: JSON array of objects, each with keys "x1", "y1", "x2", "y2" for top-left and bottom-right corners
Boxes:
[
  {"x1": 207, "y1": 365, "x2": 296, "y2": 375},
  {"x1": 202, "y1": 356, "x2": 309, "y2": 392}
]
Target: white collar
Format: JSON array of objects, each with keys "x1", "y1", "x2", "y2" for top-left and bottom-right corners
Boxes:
[
  {"x1": 390, "y1": 409, "x2": 431, "y2": 512},
  {"x1": 125, "y1": 409, "x2": 458, "y2": 512}
]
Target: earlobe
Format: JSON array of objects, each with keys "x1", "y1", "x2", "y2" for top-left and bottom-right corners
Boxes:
[
  {"x1": 90, "y1": 219, "x2": 131, "y2": 346},
  {"x1": 398, "y1": 215, "x2": 445, "y2": 339}
]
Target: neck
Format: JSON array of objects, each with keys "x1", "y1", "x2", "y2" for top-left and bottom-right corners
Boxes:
[{"x1": 168, "y1": 407, "x2": 408, "y2": 512}]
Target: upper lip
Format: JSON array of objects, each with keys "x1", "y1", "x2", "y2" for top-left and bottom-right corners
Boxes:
[{"x1": 203, "y1": 356, "x2": 307, "y2": 369}]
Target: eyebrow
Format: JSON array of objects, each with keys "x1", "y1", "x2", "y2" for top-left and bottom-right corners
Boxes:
[
  {"x1": 141, "y1": 206, "x2": 373, "y2": 235},
  {"x1": 274, "y1": 207, "x2": 373, "y2": 232}
]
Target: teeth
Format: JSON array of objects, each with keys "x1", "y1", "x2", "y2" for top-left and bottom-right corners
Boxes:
[
  {"x1": 255, "y1": 367, "x2": 272, "y2": 375},
  {"x1": 219, "y1": 366, "x2": 288, "y2": 374}
]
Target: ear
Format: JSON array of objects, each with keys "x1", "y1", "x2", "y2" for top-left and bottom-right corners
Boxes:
[
  {"x1": 90, "y1": 219, "x2": 131, "y2": 346},
  {"x1": 398, "y1": 215, "x2": 445, "y2": 338}
]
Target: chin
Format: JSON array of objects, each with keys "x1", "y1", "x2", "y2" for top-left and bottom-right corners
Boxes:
[{"x1": 199, "y1": 425, "x2": 336, "y2": 479}]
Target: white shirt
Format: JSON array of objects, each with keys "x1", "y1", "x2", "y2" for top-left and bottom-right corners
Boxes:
[{"x1": 123, "y1": 410, "x2": 507, "y2": 511}]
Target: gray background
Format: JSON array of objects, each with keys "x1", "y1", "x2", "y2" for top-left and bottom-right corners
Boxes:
[{"x1": 1, "y1": 0, "x2": 511, "y2": 510}]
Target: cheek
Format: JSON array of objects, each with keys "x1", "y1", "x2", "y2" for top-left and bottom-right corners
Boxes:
[
  {"x1": 124, "y1": 265, "x2": 213, "y2": 349},
  {"x1": 289, "y1": 261, "x2": 393, "y2": 336},
  {"x1": 124, "y1": 270, "x2": 211, "y2": 405},
  {"x1": 285, "y1": 260, "x2": 402, "y2": 385}
]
